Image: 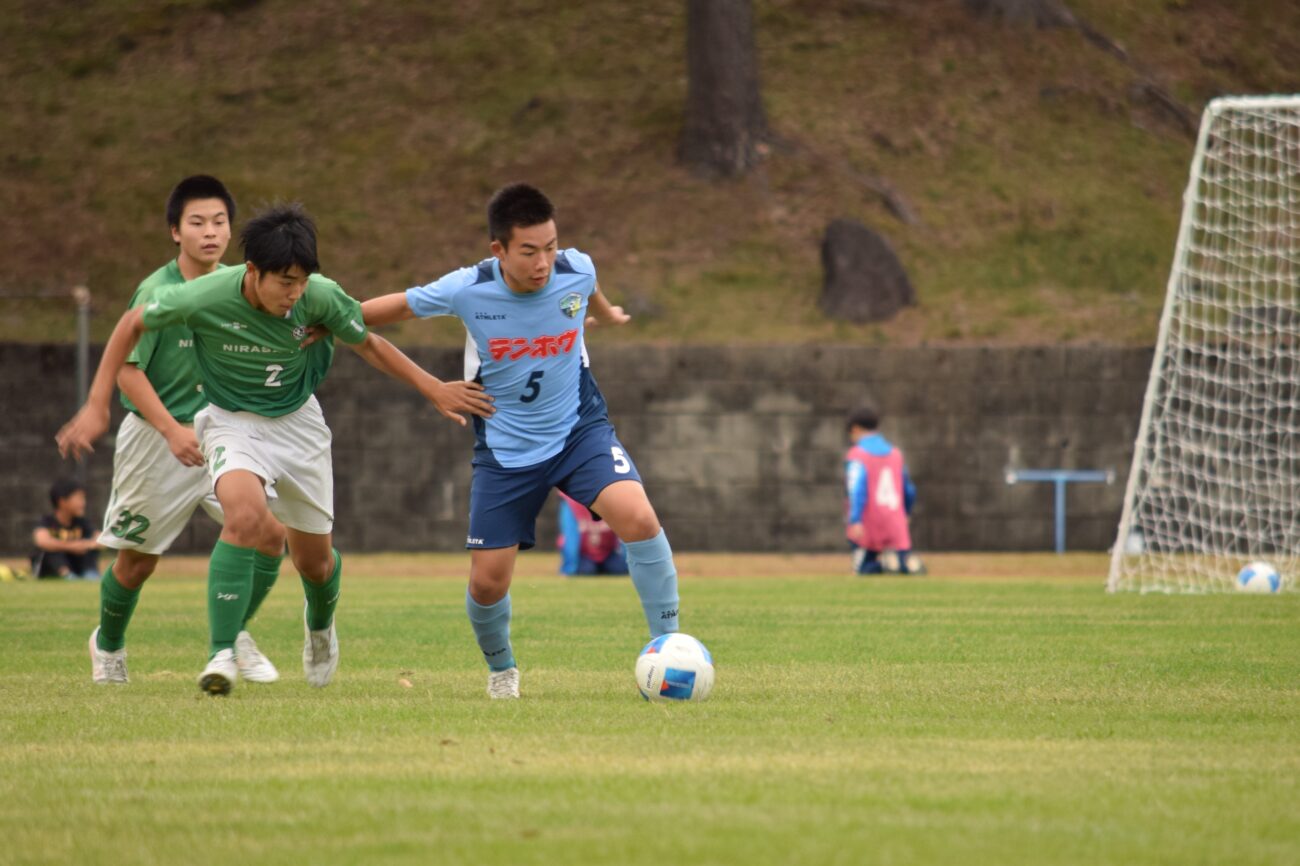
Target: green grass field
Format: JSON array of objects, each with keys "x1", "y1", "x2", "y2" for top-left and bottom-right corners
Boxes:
[{"x1": 2, "y1": 553, "x2": 1297, "y2": 866}]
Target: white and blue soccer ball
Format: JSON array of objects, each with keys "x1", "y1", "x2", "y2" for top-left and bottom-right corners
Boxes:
[
  {"x1": 1236, "y1": 561, "x2": 1281, "y2": 594},
  {"x1": 636, "y1": 633, "x2": 714, "y2": 702}
]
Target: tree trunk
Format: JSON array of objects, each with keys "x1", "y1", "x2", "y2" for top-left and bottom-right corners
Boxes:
[{"x1": 679, "y1": 0, "x2": 768, "y2": 178}]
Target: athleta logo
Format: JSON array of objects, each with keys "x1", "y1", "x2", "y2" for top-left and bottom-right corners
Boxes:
[
  {"x1": 216, "y1": 592, "x2": 240, "y2": 601},
  {"x1": 220, "y1": 321, "x2": 247, "y2": 330},
  {"x1": 661, "y1": 609, "x2": 678, "y2": 620},
  {"x1": 488, "y1": 329, "x2": 578, "y2": 362},
  {"x1": 466, "y1": 536, "x2": 485, "y2": 545},
  {"x1": 349, "y1": 319, "x2": 364, "y2": 332},
  {"x1": 475, "y1": 312, "x2": 506, "y2": 320}
]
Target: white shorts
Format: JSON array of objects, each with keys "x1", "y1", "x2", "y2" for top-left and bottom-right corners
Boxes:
[
  {"x1": 99, "y1": 412, "x2": 223, "y2": 555},
  {"x1": 193, "y1": 395, "x2": 334, "y2": 535}
]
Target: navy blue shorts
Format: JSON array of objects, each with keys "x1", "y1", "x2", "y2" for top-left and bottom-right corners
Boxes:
[{"x1": 467, "y1": 421, "x2": 642, "y2": 550}]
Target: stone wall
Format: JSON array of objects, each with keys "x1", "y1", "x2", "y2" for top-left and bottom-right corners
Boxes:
[{"x1": 0, "y1": 342, "x2": 1153, "y2": 557}]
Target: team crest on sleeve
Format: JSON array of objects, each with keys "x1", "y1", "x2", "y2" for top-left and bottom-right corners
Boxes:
[{"x1": 558, "y1": 292, "x2": 583, "y2": 319}]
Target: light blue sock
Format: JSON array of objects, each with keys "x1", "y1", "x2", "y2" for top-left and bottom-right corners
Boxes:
[
  {"x1": 466, "y1": 590, "x2": 515, "y2": 671},
  {"x1": 625, "y1": 529, "x2": 680, "y2": 638}
]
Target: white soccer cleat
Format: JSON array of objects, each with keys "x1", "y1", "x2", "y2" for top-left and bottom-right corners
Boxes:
[
  {"x1": 487, "y1": 666, "x2": 520, "y2": 699},
  {"x1": 88, "y1": 627, "x2": 128, "y2": 684},
  {"x1": 302, "y1": 612, "x2": 339, "y2": 688},
  {"x1": 234, "y1": 630, "x2": 280, "y2": 684},
  {"x1": 198, "y1": 648, "x2": 238, "y2": 696}
]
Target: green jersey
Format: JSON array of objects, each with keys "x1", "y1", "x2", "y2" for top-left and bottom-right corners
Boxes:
[
  {"x1": 120, "y1": 259, "x2": 222, "y2": 423},
  {"x1": 141, "y1": 267, "x2": 368, "y2": 417}
]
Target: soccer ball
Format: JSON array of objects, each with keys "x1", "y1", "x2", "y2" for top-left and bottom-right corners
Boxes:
[
  {"x1": 1236, "y1": 561, "x2": 1281, "y2": 594},
  {"x1": 636, "y1": 633, "x2": 714, "y2": 702}
]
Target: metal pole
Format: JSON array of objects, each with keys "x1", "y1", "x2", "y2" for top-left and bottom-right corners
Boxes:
[
  {"x1": 73, "y1": 286, "x2": 91, "y2": 404},
  {"x1": 72, "y1": 285, "x2": 91, "y2": 481},
  {"x1": 1054, "y1": 478, "x2": 1067, "y2": 554}
]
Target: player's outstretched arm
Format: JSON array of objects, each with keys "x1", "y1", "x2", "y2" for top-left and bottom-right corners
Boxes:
[
  {"x1": 117, "y1": 365, "x2": 203, "y2": 466},
  {"x1": 360, "y1": 292, "x2": 418, "y2": 328},
  {"x1": 56, "y1": 308, "x2": 147, "y2": 459},
  {"x1": 585, "y1": 283, "x2": 631, "y2": 328},
  {"x1": 346, "y1": 332, "x2": 494, "y2": 427}
]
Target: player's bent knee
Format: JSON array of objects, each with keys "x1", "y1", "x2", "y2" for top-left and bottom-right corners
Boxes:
[
  {"x1": 112, "y1": 550, "x2": 158, "y2": 589},
  {"x1": 469, "y1": 578, "x2": 509, "y2": 606},
  {"x1": 262, "y1": 521, "x2": 288, "y2": 555},
  {"x1": 608, "y1": 506, "x2": 661, "y2": 543},
  {"x1": 221, "y1": 508, "x2": 269, "y2": 548},
  {"x1": 292, "y1": 550, "x2": 334, "y2": 584}
]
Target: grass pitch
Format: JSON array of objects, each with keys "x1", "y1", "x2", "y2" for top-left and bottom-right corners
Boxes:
[{"x1": 1, "y1": 553, "x2": 1297, "y2": 866}]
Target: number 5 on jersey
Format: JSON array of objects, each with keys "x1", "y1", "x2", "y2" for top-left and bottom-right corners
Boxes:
[{"x1": 520, "y1": 370, "x2": 544, "y2": 403}]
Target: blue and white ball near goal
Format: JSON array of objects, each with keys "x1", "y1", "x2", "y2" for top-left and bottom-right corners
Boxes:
[
  {"x1": 1236, "y1": 561, "x2": 1281, "y2": 594},
  {"x1": 636, "y1": 633, "x2": 715, "y2": 702}
]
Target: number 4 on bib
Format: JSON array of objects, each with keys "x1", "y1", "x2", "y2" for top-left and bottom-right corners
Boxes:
[{"x1": 874, "y1": 467, "x2": 901, "y2": 511}]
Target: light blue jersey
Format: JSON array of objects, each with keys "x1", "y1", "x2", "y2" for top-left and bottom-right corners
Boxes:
[{"x1": 406, "y1": 250, "x2": 608, "y2": 468}]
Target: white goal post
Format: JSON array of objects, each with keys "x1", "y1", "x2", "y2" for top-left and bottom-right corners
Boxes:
[{"x1": 1109, "y1": 95, "x2": 1300, "y2": 593}]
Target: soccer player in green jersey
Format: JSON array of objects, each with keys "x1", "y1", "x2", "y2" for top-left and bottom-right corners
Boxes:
[
  {"x1": 59, "y1": 203, "x2": 493, "y2": 695},
  {"x1": 88, "y1": 176, "x2": 288, "y2": 686}
]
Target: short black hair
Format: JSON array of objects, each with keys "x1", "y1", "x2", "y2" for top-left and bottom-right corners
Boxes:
[
  {"x1": 166, "y1": 175, "x2": 236, "y2": 229},
  {"x1": 240, "y1": 203, "x2": 320, "y2": 274},
  {"x1": 488, "y1": 183, "x2": 555, "y2": 247},
  {"x1": 847, "y1": 407, "x2": 880, "y2": 432},
  {"x1": 49, "y1": 478, "x2": 84, "y2": 509}
]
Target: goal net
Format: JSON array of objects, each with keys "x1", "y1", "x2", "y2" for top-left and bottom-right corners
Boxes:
[{"x1": 1109, "y1": 95, "x2": 1300, "y2": 593}]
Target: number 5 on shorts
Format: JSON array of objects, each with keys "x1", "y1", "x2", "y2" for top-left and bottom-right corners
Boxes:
[{"x1": 611, "y1": 446, "x2": 631, "y2": 474}]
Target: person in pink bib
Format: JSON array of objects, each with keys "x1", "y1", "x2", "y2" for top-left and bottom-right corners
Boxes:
[
  {"x1": 556, "y1": 491, "x2": 628, "y2": 577},
  {"x1": 844, "y1": 407, "x2": 919, "y2": 575}
]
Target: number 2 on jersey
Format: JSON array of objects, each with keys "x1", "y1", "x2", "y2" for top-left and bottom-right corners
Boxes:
[
  {"x1": 264, "y1": 364, "x2": 284, "y2": 388},
  {"x1": 520, "y1": 370, "x2": 544, "y2": 403}
]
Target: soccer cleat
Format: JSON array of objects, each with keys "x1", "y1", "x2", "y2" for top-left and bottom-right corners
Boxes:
[
  {"x1": 302, "y1": 610, "x2": 339, "y2": 688},
  {"x1": 88, "y1": 627, "x2": 128, "y2": 684},
  {"x1": 487, "y1": 666, "x2": 520, "y2": 699},
  {"x1": 198, "y1": 648, "x2": 238, "y2": 696},
  {"x1": 234, "y1": 630, "x2": 280, "y2": 684}
]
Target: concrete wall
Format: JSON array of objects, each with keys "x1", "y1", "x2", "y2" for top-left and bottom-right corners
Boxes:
[{"x1": 1, "y1": 342, "x2": 1153, "y2": 557}]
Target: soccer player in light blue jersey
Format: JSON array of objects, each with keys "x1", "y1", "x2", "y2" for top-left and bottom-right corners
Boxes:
[{"x1": 362, "y1": 183, "x2": 681, "y2": 699}]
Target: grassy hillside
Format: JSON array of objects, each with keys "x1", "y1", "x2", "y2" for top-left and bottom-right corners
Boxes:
[{"x1": 1, "y1": 0, "x2": 1297, "y2": 345}]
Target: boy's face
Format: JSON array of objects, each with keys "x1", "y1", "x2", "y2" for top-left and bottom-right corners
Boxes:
[
  {"x1": 848, "y1": 424, "x2": 868, "y2": 443},
  {"x1": 58, "y1": 490, "x2": 86, "y2": 518},
  {"x1": 244, "y1": 264, "x2": 309, "y2": 316},
  {"x1": 491, "y1": 220, "x2": 558, "y2": 294},
  {"x1": 171, "y1": 198, "x2": 231, "y2": 267}
]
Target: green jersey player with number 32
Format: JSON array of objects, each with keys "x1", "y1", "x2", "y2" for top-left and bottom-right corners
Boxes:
[{"x1": 59, "y1": 203, "x2": 494, "y2": 695}]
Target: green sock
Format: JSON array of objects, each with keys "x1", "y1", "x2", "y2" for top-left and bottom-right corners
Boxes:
[
  {"x1": 208, "y1": 540, "x2": 255, "y2": 657},
  {"x1": 96, "y1": 565, "x2": 140, "y2": 652},
  {"x1": 302, "y1": 548, "x2": 342, "y2": 631},
  {"x1": 242, "y1": 550, "x2": 283, "y2": 628}
]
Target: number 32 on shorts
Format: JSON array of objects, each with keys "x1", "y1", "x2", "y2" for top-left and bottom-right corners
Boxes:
[{"x1": 611, "y1": 446, "x2": 631, "y2": 474}]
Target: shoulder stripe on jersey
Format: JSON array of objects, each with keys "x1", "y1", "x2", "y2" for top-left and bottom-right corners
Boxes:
[
  {"x1": 554, "y1": 252, "x2": 576, "y2": 275},
  {"x1": 473, "y1": 261, "x2": 495, "y2": 285}
]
